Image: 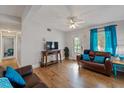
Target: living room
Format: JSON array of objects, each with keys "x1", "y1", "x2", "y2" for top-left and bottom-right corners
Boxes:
[{"x1": 1, "y1": 4, "x2": 124, "y2": 89}]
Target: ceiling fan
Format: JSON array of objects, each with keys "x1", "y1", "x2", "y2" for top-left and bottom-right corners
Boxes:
[{"x1": 67, "y1": 16, "x2": 85, "y2": 29}]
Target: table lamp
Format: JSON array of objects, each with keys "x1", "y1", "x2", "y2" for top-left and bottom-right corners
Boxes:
[{"x1": 116, "y1": 45, "x2": 124, "y2": 61}]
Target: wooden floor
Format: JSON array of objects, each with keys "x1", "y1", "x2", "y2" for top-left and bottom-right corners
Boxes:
[
  {"x1": 34, "y1": 60, "x2": 124, "y2": 88},
  {"x1": 0, "y1": 58, "x2": 19, "y2": 69}
]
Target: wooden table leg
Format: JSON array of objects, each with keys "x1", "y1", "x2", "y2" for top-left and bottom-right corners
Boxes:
[
  {"x1": 42, "y1": 55, "x2": 45, "y2": 67},
  {"x1": 45, "y1": 53, "x2": 48, "y2": 67},
  {"x1": 59, "y1": 52, "x2": 62, "y2": 63},
  {"x1": 56, "y1": 53, "x2": 58, "y2": 63}
]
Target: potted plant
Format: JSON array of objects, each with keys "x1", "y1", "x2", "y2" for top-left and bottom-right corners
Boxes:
[{"x1": 64, "y1": 47, "x2": 69, "y2": 60}]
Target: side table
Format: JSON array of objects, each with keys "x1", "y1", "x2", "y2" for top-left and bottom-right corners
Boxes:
[{"x1": 112, "y1": 60, "x2": 124, "y2": 79}]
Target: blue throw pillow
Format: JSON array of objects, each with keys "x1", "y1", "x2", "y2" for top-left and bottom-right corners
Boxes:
[
  {"x1": 5, "y1": 66, "x2": 26, "y2": 86},
  {"x1": 0, "y1": 77, "x2": 13, "y2": 88},
  {"x1": 83, "y1": 54, "x2": 90, "y2": 61},
  {"x1": 94, "y1": 56, "x2": 105, "y2": 64}
]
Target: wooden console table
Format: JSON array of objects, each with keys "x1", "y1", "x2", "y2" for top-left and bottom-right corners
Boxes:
[{"x1": 41, "y1": 50, "x2": 62, "y2": 67}]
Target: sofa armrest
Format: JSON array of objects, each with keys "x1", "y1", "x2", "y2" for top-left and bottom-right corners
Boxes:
[
  {"x1": 16, "y1": 65, "x2": 33, "y2": 77},
  {"x1": 104, "y1": 60, "x2": 112, "y2": 75}
]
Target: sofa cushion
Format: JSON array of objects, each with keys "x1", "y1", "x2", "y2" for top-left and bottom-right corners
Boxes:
[
  {"x1": 5, "y1": 66, "x2": 26, "y2": 87},
  {"x1": 23, "y1": 73, "x2": 41, "y2": 88},
  {"x1": 83, "y1": 54, "x2": 90, "y2": 61},
  {"x1": 95, "y1": 51, "x2": 110, "y2": 57},
  {"x1": 94, "y1": 56, "x2": 105, "y2": 64}
]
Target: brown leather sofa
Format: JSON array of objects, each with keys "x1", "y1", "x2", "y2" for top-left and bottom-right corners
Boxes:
[
  {"x1": 77, "y1": 50, "x2": 112, "y2": 76},
  {"x1": 0, "y1": 65, "x2": 48, "y2": 88}
]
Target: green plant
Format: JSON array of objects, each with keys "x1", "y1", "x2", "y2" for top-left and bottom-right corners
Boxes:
[{"x1": 64, "y1": 47, "x2": 69, "y2": 58}]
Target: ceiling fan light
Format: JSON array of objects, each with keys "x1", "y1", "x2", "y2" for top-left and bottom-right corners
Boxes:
[
  {"x1": 72, "y1": 25, "x2": 75, "y2": 28},
  {"x1": 68, "y1": 16, "x2": 84, "y2": 29},
  {"x1": 69, "y1": 24, "x2": 76, "y2": 29}
]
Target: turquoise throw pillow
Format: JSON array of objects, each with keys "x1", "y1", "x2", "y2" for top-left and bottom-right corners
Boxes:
[
  {"x1": 0, "y1": 77, "x2": 13, "y2": 88},
  {"x1": 5, "y1": 66, "x2": 26, "y2": 86},
  {"x1": 83, "y1": 54, "x2": 90, "y2": 61},
  {"x1": 94, "y1": 56, "x2": 105, "y2": 64}
]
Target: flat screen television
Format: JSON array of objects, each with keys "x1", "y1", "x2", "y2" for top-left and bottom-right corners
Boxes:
[
  {"x1": 54, "y1": 42, "x2": 58, "y2": 49},
  {"x1": 46, "y1": 41, "x2": 58, "y2": 50}
]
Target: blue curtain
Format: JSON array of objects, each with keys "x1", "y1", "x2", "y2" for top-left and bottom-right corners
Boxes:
[
  {"x1": 104, "y1": 25, "x2": 117, "y2": 56},
  {"x1": 104, "y1": 26, "x2": 112, "y2": 53},
  {"x1": 90, "y1": 28, "x2": 98, "y2": 51},
  {"x1": 111, "y1": 25, "x2": 117, "y2": 56}
]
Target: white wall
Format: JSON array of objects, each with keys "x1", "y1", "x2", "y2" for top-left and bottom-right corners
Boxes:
[
  {"x1": 21, "y1": 19, "x2": 65, "y2": 68},
  {"x1": 65, "y1": 20, "x2": 124, "y2": 60},
  {"x1": 17, "y1": 33, "x2": 21, "y2": 65}
]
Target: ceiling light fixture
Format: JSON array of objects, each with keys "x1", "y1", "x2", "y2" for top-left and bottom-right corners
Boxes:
[
  {"x1": 69, "y1": 17, "x2": 77, "y2": 29},
  {"x1": 68, "y1": 16, "x2": 85, "y2": 29}
]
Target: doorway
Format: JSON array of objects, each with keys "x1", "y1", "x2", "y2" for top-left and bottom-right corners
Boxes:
[{"x1": 0, "y1": 31, "x2": 21, "y2": 67}]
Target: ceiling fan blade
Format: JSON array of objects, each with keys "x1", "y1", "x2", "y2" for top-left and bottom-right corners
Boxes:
[{"x1": 75, "y1": 21, "x2": 85, "y2": 24}]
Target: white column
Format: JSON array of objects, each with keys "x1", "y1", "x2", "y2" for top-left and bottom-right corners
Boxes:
[
  {"x1": 15, "y1": 33, "x2": 18, "y2": 61},
  {"x1": 0, "y1": 32, "x2": 3, "y2": 62}
]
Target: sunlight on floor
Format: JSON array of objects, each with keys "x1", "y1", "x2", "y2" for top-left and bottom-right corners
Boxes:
[{"x1": 0, "y1": 58, "x2": 19, "y2": 69}]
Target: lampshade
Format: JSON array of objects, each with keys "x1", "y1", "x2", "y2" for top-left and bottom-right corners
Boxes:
[
  {"x1": 116, "y1": 45, "x2": 124, "y2": 55},
  {"x1": 116, "y1": 45, "x2": 124, "y2": 61}
]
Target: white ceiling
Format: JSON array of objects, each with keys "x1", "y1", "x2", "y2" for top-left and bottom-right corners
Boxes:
[
  {"x1": 0, "y1": 5, "x2": 26, "y2": 17},
  {"x1": 0, "y1": 5, "x2": 26, "y2": 25},
  {"x1": 0, "y1": 5, "x2": 124, "y2": 31},
  {"x1": 32, "y1": 5, "x2": 124, "y2": 31}
]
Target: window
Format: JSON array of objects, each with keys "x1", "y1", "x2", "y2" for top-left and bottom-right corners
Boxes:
[
  {"x1": 90, "y1": 25, "x2": 117, "y2": 56},
  {"x1": 74, "y1": 37, "x2": 81, "y2": 53},
  {"x1": 98, "y1": 30, "x2": 105, "y2": 51}
]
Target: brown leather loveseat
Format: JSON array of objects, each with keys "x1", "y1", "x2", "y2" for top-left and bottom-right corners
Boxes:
[
  {"x1": 0, "y1": 65, "x2": 48, "y2": 88},
  {"x1": 77, "y1": 50, "x2": 112, "y2": 76}
]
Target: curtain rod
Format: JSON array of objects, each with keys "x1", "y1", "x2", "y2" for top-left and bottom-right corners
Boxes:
[{"x1": 97, "y1": 24, "x2": 117, "y2": 30}]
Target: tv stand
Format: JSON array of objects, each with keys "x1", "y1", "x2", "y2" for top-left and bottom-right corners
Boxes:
[{"x1": 41, "y1": 49, "x2": 62, "y2": 67}]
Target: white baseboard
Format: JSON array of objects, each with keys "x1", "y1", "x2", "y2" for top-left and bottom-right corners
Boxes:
[
  {"x1": 32, "y1": 62, "x2": 40, "y2": 68},
  {"x1": 69, "y1": 57, "x2": 76, "y2": 60}
]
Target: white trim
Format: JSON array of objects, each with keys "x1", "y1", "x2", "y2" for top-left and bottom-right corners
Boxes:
[
  {"x1": 32, "y1": 63, "x2": 40, "y2": 68},
  {"x1": 2, "y1": 56, "x2": 15, "y2": 60},
  {"x1": 0, "y1": 32, "x2": 2, "y2": 62}
]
